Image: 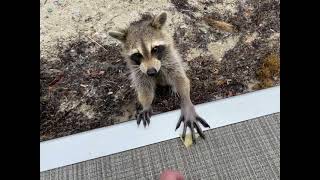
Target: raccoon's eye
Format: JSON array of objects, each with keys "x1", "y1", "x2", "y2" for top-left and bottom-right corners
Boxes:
[
  {"x1": 130, "y1": 53, "x2": 143, "y2": 65},
  {"x1": 152, "y1": 45, "x2": 165, "y2": 60},
  {"x1": 151, "y1": 45, "x2": 165, "y2": 55}
]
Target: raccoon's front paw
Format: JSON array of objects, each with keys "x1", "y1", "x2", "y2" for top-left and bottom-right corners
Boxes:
[
  {"x1": 175, "y1": 109, "x2": 210, "y2": 144},
  {"x1": 136, "y1": 108, "x2": 152, "y2": 127}
]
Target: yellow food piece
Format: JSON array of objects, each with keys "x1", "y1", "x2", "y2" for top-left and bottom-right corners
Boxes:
[{"x1": 180, "y1": 133, "x2": 200, "y2": 148}]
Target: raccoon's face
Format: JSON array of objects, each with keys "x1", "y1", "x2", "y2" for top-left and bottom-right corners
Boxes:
[
  {"x1": 109, "y1": 12, "x2": 169, "y2": 77},
  {"x1": 127, "y1": 38, "x2": 166, "y2": 76}
]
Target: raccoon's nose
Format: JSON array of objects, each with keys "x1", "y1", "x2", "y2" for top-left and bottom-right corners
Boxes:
[{"x1": 147, "y1": 68, "x2": 158, "y2": 76}]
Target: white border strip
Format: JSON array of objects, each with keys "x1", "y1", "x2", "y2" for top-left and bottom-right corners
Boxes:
[{"x1": 40, "y1": 86, "x2": 280, "y2": 172}]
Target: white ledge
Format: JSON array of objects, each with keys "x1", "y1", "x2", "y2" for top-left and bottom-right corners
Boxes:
[{"x1": 40, "y1": 86, "x2": 280, "y2": 172}]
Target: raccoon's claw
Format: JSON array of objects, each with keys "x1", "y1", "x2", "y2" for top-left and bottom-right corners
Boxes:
[
  {"x1": 137, "y1": 108, "x2": 152, "y2": 127},
  {"x1": 176, "y1": 113, "x2": 210, "y2": 144}
]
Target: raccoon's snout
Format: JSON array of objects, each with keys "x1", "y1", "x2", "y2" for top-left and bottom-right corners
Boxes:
[
  {"x1": 138, "y1": 58, "x2": 161, "y2": 76},
  {"x1": 147, "y1": 68, "x2": 158, "y2": 76}
]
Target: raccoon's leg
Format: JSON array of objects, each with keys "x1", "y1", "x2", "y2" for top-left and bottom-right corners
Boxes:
[
  {"x1": 136, "y1": 87, "x2": 155, "y2": 127},
  {"x1": 173, "y1": 74, "x2": 210, "y2": 143}
]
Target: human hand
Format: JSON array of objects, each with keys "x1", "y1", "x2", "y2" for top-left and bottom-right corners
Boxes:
[{"x1": 159, "y1": 170, "x2": 184, "y2": 180}]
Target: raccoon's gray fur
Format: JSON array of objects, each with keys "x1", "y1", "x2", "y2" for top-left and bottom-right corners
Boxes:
[{"x1": 109, "y1": 12, "x2": 210, "y2": 143}]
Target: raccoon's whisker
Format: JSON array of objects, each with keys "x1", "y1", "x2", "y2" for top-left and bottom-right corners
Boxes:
[
  {"x1": 131, "y1": 68, "x2": 141, "y2": 74},
  {"x1": 135, "y1": 71, "x2": 143, "y2": 77},
  {"x1": 131, "y1": 67, "x2": 139, "y2": 70}
]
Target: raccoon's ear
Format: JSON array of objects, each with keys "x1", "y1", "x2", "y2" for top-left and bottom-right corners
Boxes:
[
  {"x1": 151, "y1": 12, "x2": 167, "y2": 29},
  {"x1": 108, "y1": 30, "x2": 127, "y2": 42}
]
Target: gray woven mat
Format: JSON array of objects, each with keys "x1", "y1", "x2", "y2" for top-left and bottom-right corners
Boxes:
[{"x1": 41, "y1": 113, "x2": 280, "y2": 180}]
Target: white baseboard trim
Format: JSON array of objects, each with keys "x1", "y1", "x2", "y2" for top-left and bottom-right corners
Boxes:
[{"x1": 40, "y1": 86, "x2": 280, "y2": 172}]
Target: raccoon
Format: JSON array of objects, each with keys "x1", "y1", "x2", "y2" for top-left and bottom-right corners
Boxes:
[{"x1": 109, "y1": 12, "x2": 210, "y2": 143}]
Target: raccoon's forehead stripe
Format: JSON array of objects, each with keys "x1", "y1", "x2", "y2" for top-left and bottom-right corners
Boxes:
[
  {"x1": 152, "y1": 40, "x2": 166, "y2": 47},
  {"x1": 140, "y1": 38, "x2": 150, "y2": 58}
]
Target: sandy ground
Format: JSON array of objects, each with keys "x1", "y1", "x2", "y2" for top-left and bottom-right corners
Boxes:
[{"x1": 40, "y1": 0, "x2": 280, "y2": 141}]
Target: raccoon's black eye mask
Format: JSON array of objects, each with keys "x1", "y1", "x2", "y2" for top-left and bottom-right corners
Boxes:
[
  {"x1": 151, "y1": 45, "x2": 165, "y2": 60},
  {"x1": 130, "y1": 53, "x2": 143, "y2": 65}
]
